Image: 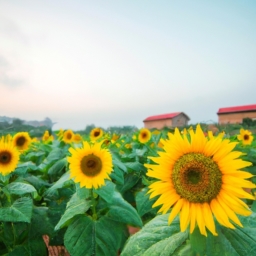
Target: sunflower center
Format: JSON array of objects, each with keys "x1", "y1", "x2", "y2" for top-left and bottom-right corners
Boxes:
[
  {"x1": 16, "y1": 136, "x2": 26, "y2": 146},
  {"x1": 67, "y1": 133, "x2": 72, "y2": 140},
  {"x1": 142, "y1": 132, "x2": 147, "y2": 138},
  {"x1": 94, "y1": 131, "x2": 100, "y2": 137},
  {"x1": 0, "y1": 151, "x2": 11, "y2": 164},
  {"x1": 172, "y1": 153, "x2": 222, "y2": 203},
  {"x1": 80, "y1": 154, "x2": 102, "y2": 177},
  {"x1": 244, "y1": 134, "x2": 249, "y2": 140},
  {"x1": 187, "y1": 170, "x2": 201, "y2": 184}
]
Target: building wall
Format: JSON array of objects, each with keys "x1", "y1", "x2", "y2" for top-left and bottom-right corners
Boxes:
[
  {"x1": 172, "y1": 114, "x2": 189, "y2": 127},
  {"x1": 144, "y1": 119, "x2": 173, "y2": 129},
  {"x1": 218, "y1": 111, "x2": 256, "y2": 124},
  {"x1": 144, "y1": 114, "x2": 189, "y2": 129}
]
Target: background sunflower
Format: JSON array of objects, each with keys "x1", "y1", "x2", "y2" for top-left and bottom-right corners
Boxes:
[
  {"x1": 68, "y1": 141, "x2": 113, "y2": 189},
  {"x1": 138, "y1": 128, "x2": 151, "y2": 144},
  {"x1": 12, "y1": 132, "x2": 31, "y2": 151},
  {"x1": 0, "y1": 136, "x2": 20, "y2": 175}
]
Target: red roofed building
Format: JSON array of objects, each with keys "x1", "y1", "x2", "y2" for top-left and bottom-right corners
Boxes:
[
  {"x1": 217, "y1": 104, "x2": 256, "y2": 124},
  {"x1": 143, "y1": 112, "x2": 190, "y2": 129}
]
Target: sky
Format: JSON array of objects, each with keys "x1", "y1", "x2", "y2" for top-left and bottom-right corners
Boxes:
[{"x1": 1, "y1": 0, "x2": 256, "y2": 130}]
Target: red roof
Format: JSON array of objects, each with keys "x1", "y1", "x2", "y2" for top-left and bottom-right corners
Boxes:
[
  {"x1": 217, "y1": 104, "x2": 256, "y2": 114},
  {"x1": 143, "y1": 112, "x2": 189, "y2": 122}
]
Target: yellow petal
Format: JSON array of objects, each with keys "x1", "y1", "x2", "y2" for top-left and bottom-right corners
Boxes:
[
  {"x1": 168, "y1": 198, "x2": 184, "y2": 225},
  {"x1": 217, "y1": 195, "x2": 242, "y2": 227},
  {"x1": 210, "y1": 199, "x2": 235, "y2": 229},
  {"x1": 195, "y1": 203, "x2": 207, "y2": 236},
  {"x1": 180, "y1": 200, "x2": 190, "y2": 232},
  {"x1": 189, "y1": 203, "x2": 197, "y2": 233},
  {"x1": 202, "y1": 203, "x2": 217, "y2": 236}
]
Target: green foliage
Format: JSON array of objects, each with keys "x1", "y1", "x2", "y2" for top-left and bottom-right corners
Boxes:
[
  {"x1": 64, "y1": 215, "x2": 127, "y2": 256},
  {"x1": 0, "y1": 122, "x2": 255, "y2": 255},
  {"x1": 121, "y1": 215, "x2": 189, "y2": 256}
]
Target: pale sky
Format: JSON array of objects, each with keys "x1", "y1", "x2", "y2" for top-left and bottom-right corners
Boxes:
[{"x1": 1, "y1": 0, "x2": 256, "y2": 130}]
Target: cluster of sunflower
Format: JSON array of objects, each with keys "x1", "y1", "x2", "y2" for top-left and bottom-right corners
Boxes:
[{"x1": 0, "y1": 125, "x2": 255, "y2": 255}]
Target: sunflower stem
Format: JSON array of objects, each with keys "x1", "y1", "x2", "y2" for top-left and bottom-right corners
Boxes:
[
  {"x1": 189, "y1": 226, "x2": 206, "y2": 256},
  {"x1": 90, "y1": 189, "x2": 97, "y2": 220}
]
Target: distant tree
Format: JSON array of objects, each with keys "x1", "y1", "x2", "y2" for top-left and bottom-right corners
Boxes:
[
  {"x1": 12, "y1": 118, "x2": 24, "y2": 126},
  {"x1": 107, "y1": 125, "x2": 138, "y2": 134},
  {"x1": 84, "y1": 124, "x2": 96, "y2": 134},
  {"x1": 242, "y1": 118, "x2": 253, "y2": 127}
]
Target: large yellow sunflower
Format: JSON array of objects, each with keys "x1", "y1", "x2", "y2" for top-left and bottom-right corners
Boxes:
[
  {"x1": 0, "y1": 136, "x2": 20, "y2": 176},
  {"x1": 138, "y1": 128, "x2": 151, "y2": 143},
  {"x1": 146, "y1": 124, "x2": 255, "y2": 236},
  {"x1": 62, "y1": 130, "x2": 74, "y2": 144},
  {"x1": 67, "y1": 141, "x2": 113, "y2": 189},
  {"x1": 12, "y1": 132, "x2": 31, "y2": 151},
  {"x1": 237, "y1": 128, "x2": 254, "y2": 145},
  {"x1": 90, "y1": 128, "x2": 104, "y2": 141}
]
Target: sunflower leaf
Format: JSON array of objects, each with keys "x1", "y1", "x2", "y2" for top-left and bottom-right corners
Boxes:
[
  {"x1": 112, "y1": 153, "x2": 128, "y2": 172},
  {"x1": 125, "y1": 161, "x2": 146, "y2": 172},
  {"x1": 107, "y1": 190, "x2": 143, "y2": 227},
  {"x1": 48, "y1": 158, "x2": 67, "y2": 178},
  {"x1": 135, "y1": 187, "x2": 157, "y2": 217},
  {"x1": 121, "y1": 215, "x2": 188, "y2": 256},
  {"x1": 44, "y1": 171, "x2": 72, "y2": 198},
  {"x1": 94, "y1": 180, "x2": 116, "y2": 203},
  {"x1": 5, "y1": 182, "x2": 37, "y2": 195},
  {"x1": 64, "y1": 215, "x2": 125, "y2": 256},
  {"x1": 110, "y1": 166, "x2": 124, "y2": 185},
  {"x1": 55, "y1": 193, "x2": 91, "y2": 230},
  {"x1": 0, "y1": 197, "x2": 33, "y2": 223},
  {"x1": 202, "y1": 213, "x2": 256, "y2": 256}
]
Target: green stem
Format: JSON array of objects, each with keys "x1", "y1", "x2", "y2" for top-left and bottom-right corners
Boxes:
[
  {"x1": 90, "y1": 189, "x2": 97, "y2": 220},
  {"x1": 189, "y1": 226, "x2": 206, "y2": 256}
]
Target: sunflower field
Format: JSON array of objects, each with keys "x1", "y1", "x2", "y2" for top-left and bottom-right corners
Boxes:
[{"x1": 0, "y1": 124, "x2": 256, "y2": 256}]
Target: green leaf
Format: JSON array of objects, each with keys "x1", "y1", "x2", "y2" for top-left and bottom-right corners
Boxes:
[
  {"x1": 55, "y1": 193, "x2": 91, "y2": 230},
  {"x1": 117, "y1": 173, "x2": 140, "y2": 193},
  {"x1": 195, "y1": 213, "x2": 256, "y2": 256},
  {"x1": 112, "y1": 153, "x2": 127, "y2": 172},
  {"x1": 121, "y1": 215, "x2": 188, "y2": 256},
  {"x1": 94, "y1": 180, "x2": 116, "y2": 203},
  {"x1": 14, "y1": 162, "x2": 38, "y2": 175},
  {"x1": 5, "y1": 182, "x2": 36, "y2": 195},
  {"x1": 29, "y1": 207, "x2": 54, "y2": 238},
  {"x1": 76, "y1": 184, "x2": 90, "y2": 199},
  {"x1": 251, "y1": 200, "x2": 256, "y2": 212},
  {"x1": 125, "y1": 162, "x2": 146, "y2": 172},
  {"x1": 110, "y1": 166, "x2": 124, "y2": 185},
  {"x1": 44, "y1": 171, "x2": 72, "y2": 198},
  {"x1": 107, "y1": 190, "x2": 142, "y2": 227},
  {"x1": 0, "y1": 197, "x2": 33, "y2": 223},
  {"x1": 48, "y1": 158, "x2": 67, "y2": 177},
  {"x1": 64, "y1": 215, "x2": 125, "y2": 256},
  {"x1": 172, "y1": 242, "x2": 193, "y2": 256},
  {"x1": 135, "y1": 187, "x2": 156, "y2": 217}
]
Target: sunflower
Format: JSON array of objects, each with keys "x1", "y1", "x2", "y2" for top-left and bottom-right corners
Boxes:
[
  {"x1": 0, "y1": 136, "x2": 20, "y2": 176},
  {"x1": 62, "y1": 130, "x2": 74, "y2": 144},
  {"x1": 67, "y1": 141, "x2": 113, "y2": 189},
  {"x1": 138, "y1": 128, "x2": 151, "y2": 144},
  {"x1": 12, "y1": 132, "x2": 31, "y2": 151},
  {"x1": 90, "y1": 128, "x2": 104, "y2": 141},
  {"x1": 237, "y1": 128, "x2": 254, "y2": 145},
  {"x1": 146, "y1": 124, "x2": 255, "y2": 236},
  {"x1": 42, "y1": 130, "x2": 54, "y2": 142},
  {"x1": 73, "y1": 134, "x2": 82, "y2": 143}
]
